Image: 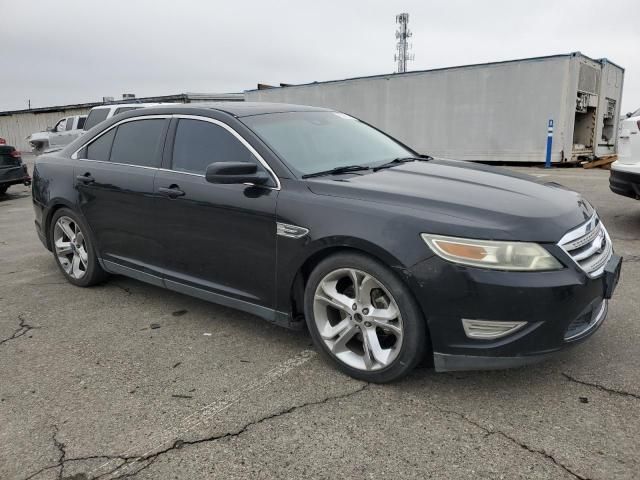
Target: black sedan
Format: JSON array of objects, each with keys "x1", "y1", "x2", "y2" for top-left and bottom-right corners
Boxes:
[
  {"x1": 31, "y1": 103, "x2": 621, "y2": 382},
  {"x1": 0, "y1": 140, "x2": 30, "y2": 195}
]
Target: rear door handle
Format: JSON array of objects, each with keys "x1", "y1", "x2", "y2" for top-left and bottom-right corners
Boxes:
[
  {"x1": 158, "y1": 186, "x2": 185, "y2": 198},
  {"x1": 76, "y1": 173, "x2": 94, "y2": 184}
]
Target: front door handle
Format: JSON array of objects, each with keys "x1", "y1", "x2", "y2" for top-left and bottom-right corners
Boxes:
[
  {"x1": 76, "y1": 173, "x2": 95, "y2": 184},
  {"x1": 158, "y1": 185, "x2": 185, "y2": 198}
]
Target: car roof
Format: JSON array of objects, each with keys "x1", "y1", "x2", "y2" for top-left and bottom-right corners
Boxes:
[
  {"x1": 129, "y1": 102, "x2": 333, "y2": 118},
  {"x1": 89, "y1": 103, "x2": 167, "y2": 111},
  {"x1": 200, "y1": 102, "x2": 333, "y2": 117}
]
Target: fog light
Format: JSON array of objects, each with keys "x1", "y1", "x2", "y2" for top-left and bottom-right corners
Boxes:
[{"x1": 461, "y1": 319, "x2": 527, "y2": 339}]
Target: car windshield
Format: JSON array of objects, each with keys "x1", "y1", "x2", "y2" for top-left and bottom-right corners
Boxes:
[{"x1": 241, "y1": 111, "x2": 414, "y2": 176}]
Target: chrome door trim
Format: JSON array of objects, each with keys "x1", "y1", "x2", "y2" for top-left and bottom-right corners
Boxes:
[
  {"x1": 157, "y1": 168, "x2": 203, "y2": 177},
  {"x1": 73, "y1": 158, "x2": 159, "y2": 171},
  {"x1": 72, "y1": 113, "x2": 282, "y2": 191},
  {"x1": 71, "y1": 115, "x2": 173, "y2": 160},
  {"x1": 169, "y1": 114, "x2": 281, "y2": 190}
]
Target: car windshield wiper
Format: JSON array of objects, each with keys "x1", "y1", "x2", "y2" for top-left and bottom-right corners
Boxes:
[
  {"x1": 301, "y1": 165, "x2": 371, "y2": 179},
  {"x1": 372, "y1": 155, "x2": 432, "y2": 172}
]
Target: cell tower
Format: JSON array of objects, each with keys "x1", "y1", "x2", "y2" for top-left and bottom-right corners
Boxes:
[{"x1": 394, "y1": 13, "x2": 414, "y2": 73}]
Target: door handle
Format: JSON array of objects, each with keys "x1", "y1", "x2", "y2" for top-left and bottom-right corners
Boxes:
[
  {"x1": 158, "y1": 186, "x2": 185, "y2": 198},
  {"x1": 76, "y1": 173, "x2": 95, "y2": 184}
]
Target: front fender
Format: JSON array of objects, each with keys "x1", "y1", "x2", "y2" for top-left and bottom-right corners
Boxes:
[{"x1": 274, "y1": 180, "x2": 435, "y2": 316}]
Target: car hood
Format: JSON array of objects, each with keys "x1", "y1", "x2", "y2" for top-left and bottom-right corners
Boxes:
[
  {"x1": 27, "y1": 132, "x2": 50, "y2": 142},
  {"x1": 305, "y1": 159, "x2": 593, "y2": 242}
]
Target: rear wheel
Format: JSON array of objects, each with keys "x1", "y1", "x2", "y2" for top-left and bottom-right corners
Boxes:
[
  {"x1": 0, "y1": 186, "x2": 8, "y2": 195},
  {"x1": 50, "y1": 208, "x2": 108, "y2": 287},
  {"x1": 304, "y1": 252, "x2": 426, "y2": 383}
]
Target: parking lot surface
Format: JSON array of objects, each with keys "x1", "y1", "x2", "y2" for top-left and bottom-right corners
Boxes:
[{"x1": 1, "y1": 158, "x2": 639, "y2": 479}]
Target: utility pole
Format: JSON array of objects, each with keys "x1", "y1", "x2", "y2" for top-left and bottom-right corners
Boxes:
[{"x1": 394, "y1": 13, "x2": 414, "y2": 73}]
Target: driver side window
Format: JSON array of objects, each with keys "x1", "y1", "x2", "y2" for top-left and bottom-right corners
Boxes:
[
  {"x1": 171, "y1": 119, "x2": 260, "y2": 175},
  {"x1": 54, "y1": 118, "x2": 67, "y2": 132}
]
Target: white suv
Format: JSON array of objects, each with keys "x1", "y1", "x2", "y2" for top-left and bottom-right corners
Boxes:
[{"x1": 610, "y1": 108, "x2": 640, "y2": 199}]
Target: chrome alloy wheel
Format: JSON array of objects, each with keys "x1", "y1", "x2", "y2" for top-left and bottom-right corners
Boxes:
[
  {"x1": 53, "y1": 216, "x2": 89, "y2": 280},
  {"x1": 313, "y1": 268, "x2": 404, "y2": 371}
]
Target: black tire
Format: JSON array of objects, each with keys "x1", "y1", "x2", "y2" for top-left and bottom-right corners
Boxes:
[
  {"x1": 304, "y1": 252, "x2": 427, "y2": 383},
  {"x1": 0, "y1": 185, "x2": 8, "y2": 195},
  {"x1": 49, "y1": 208, "x2": 108, "y2": 287}
]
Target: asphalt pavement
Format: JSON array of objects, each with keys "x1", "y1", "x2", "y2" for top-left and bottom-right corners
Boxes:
[{"x1": 1, "y1": 158, "x2": 638, "y2": 479}]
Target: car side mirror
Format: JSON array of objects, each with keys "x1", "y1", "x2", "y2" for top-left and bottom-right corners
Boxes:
[{"x1": 205, "y1": 162, "x2": 270, "y2": 186}]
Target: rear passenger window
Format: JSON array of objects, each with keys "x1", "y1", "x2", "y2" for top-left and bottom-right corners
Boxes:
[
  {"x1": 172, "y1": 119, "x2": 257, "y2": 174},
  {"x1": 110, "y1": 119, "x2": 165, "y2": 167},
  {"x1": 77, "y1": 117, "x2": 86, "y2": 129},
  {"x1": 66, "y1": 118, "x2": 75, "y2": 131},
  {"x1": 86, "y1": 129, "x2": 116, "y2": 161}
]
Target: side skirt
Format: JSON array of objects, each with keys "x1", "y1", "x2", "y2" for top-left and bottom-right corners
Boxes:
[{"x1": 102, "y1": 259, "x2": 303, "y2": 330}]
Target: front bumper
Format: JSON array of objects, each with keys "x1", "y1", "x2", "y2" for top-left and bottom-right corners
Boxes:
[
  {"x1": 408, "y1": 253, "x2": 621, "y2": 372},
  {"x1": 610, "y1": 166, "x2": 640, "y2": 199}
]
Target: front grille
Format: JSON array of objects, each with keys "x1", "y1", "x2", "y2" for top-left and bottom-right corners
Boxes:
[
  {"x1": 559, "y1": 215, "x2": 612, "y2": 277},
  {"x1": 564, "y1": 300, "x2": 607, "y2": 341}
]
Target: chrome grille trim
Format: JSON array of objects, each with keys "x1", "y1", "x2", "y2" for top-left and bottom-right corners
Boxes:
[{"x1": 558, "y1": 215, "x2": 612, "y2": 278}]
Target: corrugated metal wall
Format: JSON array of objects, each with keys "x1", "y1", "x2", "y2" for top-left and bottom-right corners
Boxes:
[
  {"x1": 0, "y1": 108, "x2": 90, "y2": 151},
  {"x1": 246, "y1": 56, "x2": 573, "y2": 163}
]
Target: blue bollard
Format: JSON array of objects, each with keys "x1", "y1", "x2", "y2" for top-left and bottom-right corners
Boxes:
[{"x1": 545, "y1": 119, "x2": 554, "y2": 168}]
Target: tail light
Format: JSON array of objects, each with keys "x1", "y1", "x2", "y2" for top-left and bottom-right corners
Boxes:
[{"x1": 0, "y1": 137, "x2": 6, "y2": 145}]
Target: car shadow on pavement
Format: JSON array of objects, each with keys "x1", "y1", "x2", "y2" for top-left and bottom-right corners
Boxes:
[{"x1": 0, "y1": 190, "x2": 31, "y2": 203}]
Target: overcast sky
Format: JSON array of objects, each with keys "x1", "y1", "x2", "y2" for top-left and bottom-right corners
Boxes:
[{"x1": 2, "y1": 0, "x2": 639, "y2": 113}]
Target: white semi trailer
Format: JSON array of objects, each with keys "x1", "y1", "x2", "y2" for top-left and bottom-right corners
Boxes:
[{"x1": 246, "y1": 52, "x2": 624, "y2": 164}]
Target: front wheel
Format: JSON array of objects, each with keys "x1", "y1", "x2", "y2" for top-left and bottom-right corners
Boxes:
[{"x1": 304, "y1": 252, "x2": 427, "y2": 383}]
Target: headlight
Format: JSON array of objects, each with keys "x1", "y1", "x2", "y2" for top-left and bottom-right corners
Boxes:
[{"x1": 421, "y1": 234, "x2": 562, "y2": 271}]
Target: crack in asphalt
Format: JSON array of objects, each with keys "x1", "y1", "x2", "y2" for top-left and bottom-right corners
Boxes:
[
  {"x1": 429, "y1": 403, "x2": 589, "y2": 480},
  {"x1": 22, "y1": 383, "x2": 369, "y2": 480},
  {"x1": 23, "y1": 449, "x2": 132, "y2": 480},
  {"x1": 563, "y1": 372, "x2": 640, "y2": 400},
  {"x1": 623, "y1": 255, "x2": 640, "y2": 263},
  {"x1": 106, "y1": 382, "x2": 370, "y2": 479},
  {"x1": 23, "y1": 425, "x2": 70, "y2": 480},
  {"x1": 53, "y1": 425, "x2": 67, "y2": 480},
  {"x1": 0, "y1": 315, "x2": 38, "y2": 347}
]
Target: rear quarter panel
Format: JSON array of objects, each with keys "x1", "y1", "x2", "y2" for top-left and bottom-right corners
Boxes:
[{"x1": 32, "y1": 154, "x2": 77, "y2": 247}]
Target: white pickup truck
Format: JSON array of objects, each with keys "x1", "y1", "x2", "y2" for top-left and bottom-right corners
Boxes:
[
  {"x1": 610, "y1": 108, "x2": 640, "y2": 200},
  {"x1": 27, "y1": 103, "x2": 168, "y2": 154},
  {"x1": 27, "y1": 115, "x2": 86, "y2": 154}
]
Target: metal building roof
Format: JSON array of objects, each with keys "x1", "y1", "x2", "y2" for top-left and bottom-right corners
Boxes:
[
  {"x1": 247, "y1": 52, "x2": 624, "y2": 92},
  {"x1": 0, "y1": 92, "x2": 243, "y2": 116}
]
